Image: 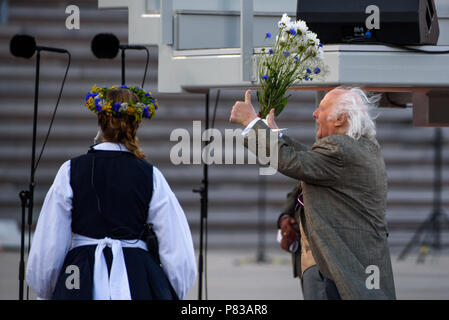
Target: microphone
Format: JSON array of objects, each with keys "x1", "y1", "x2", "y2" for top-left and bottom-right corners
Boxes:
[
  {"x1": 91, "y1": 33, "x2": 150, "y2": 87},
  {"x1": 91, "y1": 33, "x2": 120, "y2": 59},
  {"x1": 91, "y1": 33, "x2": 147, "y2": 59},
  {"x1": 10, "y1": 33, "x2": 71, "y2": 301},
  {"x1": 10, "y1": 34, "x2": 69, "y2": 59}
]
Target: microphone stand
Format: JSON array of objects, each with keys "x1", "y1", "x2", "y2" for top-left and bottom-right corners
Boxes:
[
  {"x1": 256, "y1": 174, "x2": 267, "y2": 262},
  {"x1": 117, "y1": 43, "x2": 149, "y2": 88},
  {"x1": 18, "y1": 49, "x2": 41, "y2": 300},
  {"x1": 121, "y1": 48, "x2": 125, "y2": 86},
  {"x1": 193, "y1": 91, "x2": 209, "y2": 300}
]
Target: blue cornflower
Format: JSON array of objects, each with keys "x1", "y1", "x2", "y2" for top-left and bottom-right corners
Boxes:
[
  {"x1": 314, "y1": 67, "x2": 321, "y2": 74},
  {"x1": 289, "y1": 28, "x2": 297, "y2": 36},
  {"x1": 85, "y1": 92, "x2": 98, "y2": 101},
  {"x1": 143, "y1": 106, "x2": 151, "y2": 118},
  {"x1": 305, "y1": 76, "x2": 310, "y2": 81},
  {"x1": 145, "y1": 92, "x2": 151, "y2": 97},
  {"x1": 295, "y1": 57, "x2": 299, "y2": 62},
  {"x1": 283, "y1": 51, "x2": 290, "y2": 56},
  {"x1": 365, "y1": 31, "x2": 372, "y2": 39},
  {"x1": 94, "y1": 97, "x2": 102, "y2": 113},
  {"x1": 265, "y1": 32, "x2": 271, "y2": 39},
  {"x1": 318, "y1": 43, "x2": 323, "y2": 48},
  {"x1": 262, "y1": 75, "x2": 269, "y2": 81},
  {"x1": 113, "y1": 102, "x2": 121, "y2": 113},
  {"x1": 120, "y1": 85, "x2": 127, "y2": 88},
  {"x1": 268, "y1": 48, "x2": 274, "y2": 55},
  {"x1": 306, "y1": 68, "x2": 312, "y2": 74}
]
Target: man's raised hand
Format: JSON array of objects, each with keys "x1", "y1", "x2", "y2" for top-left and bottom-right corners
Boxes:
[
  {"x1": 229, "y1": 89, "x2": 258, "y2": 127},
  {"x1": 266, "y1": 108, "x2": 279, "y2": 130}
]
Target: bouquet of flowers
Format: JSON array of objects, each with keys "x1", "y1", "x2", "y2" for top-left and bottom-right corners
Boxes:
[{"x1": 256, "y1": 14, "x2": 326, "y2": 119}]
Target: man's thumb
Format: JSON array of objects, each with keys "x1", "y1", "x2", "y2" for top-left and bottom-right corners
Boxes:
[
  {"x1": 245, "y1": 89, "x2": 251, "y2": 104},
  {"x1": 267, "y1": 108, "x2": 274, "y2": 122}
]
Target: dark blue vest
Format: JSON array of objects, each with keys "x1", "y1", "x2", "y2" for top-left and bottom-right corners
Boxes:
[{"x1": 70, "y1": 148, "x2": 153, "y2": 240}]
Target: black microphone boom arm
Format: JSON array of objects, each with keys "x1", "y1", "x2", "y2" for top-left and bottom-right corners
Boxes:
[{"x1": 37, "y1": 46, "x2": 69, "y2": 54}]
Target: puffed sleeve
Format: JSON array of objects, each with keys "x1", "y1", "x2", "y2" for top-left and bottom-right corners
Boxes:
[
  {"x1": 26, "y1": 160, "x2": 73, "y2": 300},
  {"x1": 147, "y1": 166, "x2": 197, "y2": 300}
]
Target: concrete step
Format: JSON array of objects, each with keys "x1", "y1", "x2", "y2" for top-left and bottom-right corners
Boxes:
[
  {"x1": 1, "y1": 183, "x2": 448, "y2": 216},
  {"x1": 2, "y1": 156, "x2": 449, "y2": 186},
  {"x1": 2, "y1": 217, "x2": 448, "y2": 251}
]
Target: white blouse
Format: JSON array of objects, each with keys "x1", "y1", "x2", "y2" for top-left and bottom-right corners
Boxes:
[{"x1": 26, "y1": 142, "x2": 197, "y2": 300}]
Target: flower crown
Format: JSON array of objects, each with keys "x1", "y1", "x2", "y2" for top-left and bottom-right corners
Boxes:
[{"x1": 85, "y1": 84, "x2": 158, "y2": 121}]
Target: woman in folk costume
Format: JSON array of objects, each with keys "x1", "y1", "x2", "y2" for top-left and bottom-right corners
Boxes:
[{"x1": 26, "y1": 85, "x2": 197, "y2": 300}]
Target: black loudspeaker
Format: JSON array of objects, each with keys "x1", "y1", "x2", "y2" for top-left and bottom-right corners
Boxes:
[{"x1": 297, "y1": 0, "x2": 440, "y2": 45}]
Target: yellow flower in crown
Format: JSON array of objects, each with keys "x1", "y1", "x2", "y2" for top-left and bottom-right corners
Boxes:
[
  {"x1": 90, "y1": 85, "x2": 102, "y2": 94},
  {"x1": 84, "y1": 84, "x2": 158, "y2": 121}
]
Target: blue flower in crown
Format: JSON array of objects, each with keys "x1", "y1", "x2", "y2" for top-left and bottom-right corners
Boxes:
[
  {"x1": 120, "y1": 85, "x2": 127, "y2": 88},
  {"x1": 268, "y1": 48, "x2": 274, "y2": 55},
  {"x1": 113, "y1": 102, "x2": 121, "y2": 113},
  {"x1": 289, "y1": 28, "x2": 297, "y2": 36},
  {"x1": 314, "y1": 67, "x2": 321, "y2": 74},
  {"x1": 306, "y1": 68, "x2": 312, "y2": 74},
  {"x1": 94, "y1": 97, "x2": 102, "y2": 113},
  {"x1": 265, "y1": 32, "x2": 271, "y2": 39},
  {"x1": 85, "y1": 92, "x2": 98, "y2": 102},
  {"x1": 143, "y1": 106, "x2": 151, "y2": 118},
  {"x1": 262, "y1": 75, "x2": 269, "y2": 81}
]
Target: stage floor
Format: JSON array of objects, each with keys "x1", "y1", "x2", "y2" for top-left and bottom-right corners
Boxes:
[{"x1": 0, "y1": 248, "x2": 448, "y2": 300}]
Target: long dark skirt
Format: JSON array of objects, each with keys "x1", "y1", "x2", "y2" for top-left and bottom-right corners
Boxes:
[{"x1": 52, "y1": 245, "x2": 178, "y2": 300}]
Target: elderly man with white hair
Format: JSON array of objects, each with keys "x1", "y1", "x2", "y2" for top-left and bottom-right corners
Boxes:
[{"x1": 230, "y1": 86, "x2": 396, "y2": 300}]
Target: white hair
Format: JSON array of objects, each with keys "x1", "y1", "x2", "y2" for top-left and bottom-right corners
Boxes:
[{"x1": 327, "y1": 86, "x2": 380, "y2": 140}]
